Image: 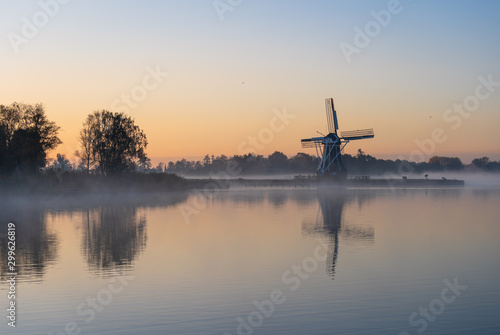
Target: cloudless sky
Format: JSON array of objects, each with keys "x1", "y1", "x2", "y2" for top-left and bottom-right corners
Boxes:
[{"x1": 1, "y1": 0, "x2": 499, "y2": 164}]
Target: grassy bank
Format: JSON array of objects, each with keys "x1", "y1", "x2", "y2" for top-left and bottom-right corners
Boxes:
[{"x1": 0, "y1": 172, "x2": 189, "y2": 195}]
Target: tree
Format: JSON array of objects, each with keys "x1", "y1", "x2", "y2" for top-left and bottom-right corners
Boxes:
[
  {"x1": 267, "y1": 151, "x2": 288, "y2": 172},
  {"x1": 202, "y1": 154, "x2": 211, "y2": 167},
  {"x1": 10, "y1": 129, "x2": 44, "y2": 174},
  {"x1": 75, "y1": 119, "x2": 95, "y2": 173},
  {"x1": 154, "y1": 162, "x2": 166, "y2": 172},
  {"x1": 0, "y1": 123, "x2": 14, "y2": 174},
  {"x1": 289, "y1": 152, "x2": 316, "y2": 172},
  {"x1": 49, "y1": 153, "x2": 74, "y2": 172},
  {"x1": 0, "y1": 103, "x2": 61, "y2": 175},
  {"x1": 77, "y1": 110, "x2": 149, "y2": 175},
  {"x1": 428, "y1": 156, "x2": 464, "y2": 171},
  {"x1": 472, "y1": 157, "x2": 490, "y2": 169}
]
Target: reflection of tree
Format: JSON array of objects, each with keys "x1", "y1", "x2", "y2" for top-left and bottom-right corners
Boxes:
[
  {"x1": 0, "y1": 200, "x2": 58, "y2": 282},
  {"x1": 216, "y1": 190, "x2": 318, "y2": 209},
  {"x1": 82, "y1": 206, "x2": 147, "y2": 272},
  {"x1": 268, "y1": 192, "x2": 288, "y2": 209},
  {"x1": 302, "y1": 190, "x2": 374, "y2": 279}
]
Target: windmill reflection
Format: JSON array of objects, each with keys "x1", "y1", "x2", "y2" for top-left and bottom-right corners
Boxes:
[
  {"x1": 302, "y1": 190, "x2": 374, "y2": 279},
  {"x1": 82, "y1": 206, "x2": 147, "y2": 273}
]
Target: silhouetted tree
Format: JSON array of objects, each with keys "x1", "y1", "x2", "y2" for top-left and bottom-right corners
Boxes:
[
  {"x1": 0, "y1": 103, "x2": 61, "y2": 175},
  {"x1": 267, "y1": 151, "x2": 288, "y2": 172},
  {"x1": 11, "y1": 129, "x2": 44, "y2": 174},
  {"x1": 75, "y1": 119, "x2": 95, "y2": 173},
  {"x1": 48, "y1": 153, "x2": 74, "y2": 171},
  {"x1": 202, "y1": 154, "x2": 211, "y2": 167},
  {"x1": 472, "y1": 157, "x2": 490, "y2": 169},
  {"x1": 0, "y1": 126, "x2": 9, "y2": 174},
  {"x1": 290, "y1": 152, "x2": 317, "y2": 172},
  {"x1": 77, "y1": 110, "x2": 149, "y2": 175},
  {"x1": 164, "y1": 151, "x2": 500, "y2": 176},
  {"x1": 428, "y1": 156, "x2": 464, "y2": 171}
]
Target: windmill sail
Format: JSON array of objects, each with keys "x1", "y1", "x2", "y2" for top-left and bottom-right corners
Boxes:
[
  {"x1": 325, "y1": 98, "x2": 339, "y2": 134},
  {"x1": 302, "y1": 98, "x2": 374, "y2": 179},
  {"x1": 340, "y1": 129, "x2": 374, "y2": 140}
]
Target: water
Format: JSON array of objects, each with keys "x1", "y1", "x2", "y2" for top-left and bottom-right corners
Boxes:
[{"x1": 1, "y1": 188, "x2": 499, "y2": 334}]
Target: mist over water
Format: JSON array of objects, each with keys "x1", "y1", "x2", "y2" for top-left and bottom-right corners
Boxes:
[
  {"x1": 183, "y1": 171, "x2": 500, "y2": 189},
  {"x1": 1, "y1": 187, "x2": 499, "y2": 334},
  {"x1": 379, "y1": 172, "x2": 500, "y2": 188},
  {"x1": 438, "y1": 173, "x2": 500, "y2": 188}
]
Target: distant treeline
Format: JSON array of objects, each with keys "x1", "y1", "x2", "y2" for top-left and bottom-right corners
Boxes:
[
  {"x1": 160, "y1": 150, "x2": 500, "y2": 176},
  {"x1": 1, "y1": 102, "x2": 499, "y2": 183}
]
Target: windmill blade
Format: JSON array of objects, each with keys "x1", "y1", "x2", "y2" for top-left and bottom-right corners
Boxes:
[
  {"x1": 340, "y1": 129, "x2": 374, "y2": 140},
  {"x1": 325, "y1": 98, "x2": 334, "y2": 133},
  {"x1": 300, "y1": 137, "x2": 325, "y2": 143},
  {"x1": 301, "y1": 138, "x2": 315, "y2": 148},
  {"x1": 325, "y1": 98, "x2": 339, "y2": 134},
  {"x1": 301, "y1": 136, "x2": 324, "y2": 148},
  {"x1": 332, "y1": 101, "x2": 339, "y2": 132},
  {"x1": 301, "y1": 142, "x2": 315, "y2": 148},
  {"x1": 301, "y1": 137, "x2": 324, "y2": 142}
]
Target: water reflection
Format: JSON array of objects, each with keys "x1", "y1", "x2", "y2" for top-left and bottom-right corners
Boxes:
[
  {"x1": 0, "y1": 193, "x2": 189, "y2": 281},
  {"x1": 212, "y1": 189, "x2": 375, "y2": 280},
  {"x1": 302, "y1": 190, "x2": 374, "y2": 279},
  {"x1": 213, "y1": 189, "x2": 318, "y2": 208},
  {"x1": 76, "y1": 193, "x2": 187, "y2": 275},
  {"x1": 78, "y1": 193, "x2": 189, "y2": 275},
  {"x1": 81, "y1": 206, "x2": 147, "y2": 273},
  {"x1": 0, "y1": 200, "x2": 58, "y2": 283}
]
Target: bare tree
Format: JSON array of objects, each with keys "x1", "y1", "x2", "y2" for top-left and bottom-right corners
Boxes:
[
  {"x1": 77, "y1": 110, "x2": 149, "y2": 175},
  {"x1": 75, "y1": 115, "x2": 97, "y2": 173}
]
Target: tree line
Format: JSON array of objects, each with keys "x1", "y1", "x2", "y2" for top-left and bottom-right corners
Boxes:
[
  {"x1": 1, "y1": 102, "x2": 499, "y2": 180},
  {"x1": 0, "y1": 103, "x2": 149, "y2": 177},
  {"x1": 162, "y1": 150, "x2": 500, "y2": 176}
]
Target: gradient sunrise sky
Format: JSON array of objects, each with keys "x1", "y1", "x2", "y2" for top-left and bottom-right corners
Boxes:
[{"x1": 1, "y1": 0, "x2": 499, "y2": 164}]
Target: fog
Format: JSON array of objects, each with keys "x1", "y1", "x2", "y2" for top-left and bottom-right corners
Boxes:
[
  {"x1": 182, "y1": 172, "x2": 500, "y2": 188},
  {"x1": 380, "y1": 172, "x2": 500, "y2": 188}
]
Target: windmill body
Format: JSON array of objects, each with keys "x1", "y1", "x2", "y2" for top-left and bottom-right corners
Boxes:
[{"x1": 301, "y1": 98, "x2": 374, "y2": 180}]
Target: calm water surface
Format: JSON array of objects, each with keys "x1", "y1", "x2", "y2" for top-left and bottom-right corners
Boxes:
[{"x1": 1, "y1": 188, "x2": 499, "y2": 335}]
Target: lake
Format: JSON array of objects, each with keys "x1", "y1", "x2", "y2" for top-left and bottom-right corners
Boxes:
[{"x1": 1, "y1": 187, "x2": 499, "y2": 334}]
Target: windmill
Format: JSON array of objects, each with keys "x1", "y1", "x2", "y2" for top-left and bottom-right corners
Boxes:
[{"x1": 301, "y1": 98, "x2": 374, "y2": 179}]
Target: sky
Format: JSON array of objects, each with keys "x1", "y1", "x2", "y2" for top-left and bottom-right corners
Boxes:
[{"x1": 1, "y1": 0, "x2": 499, "y2": 165}]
